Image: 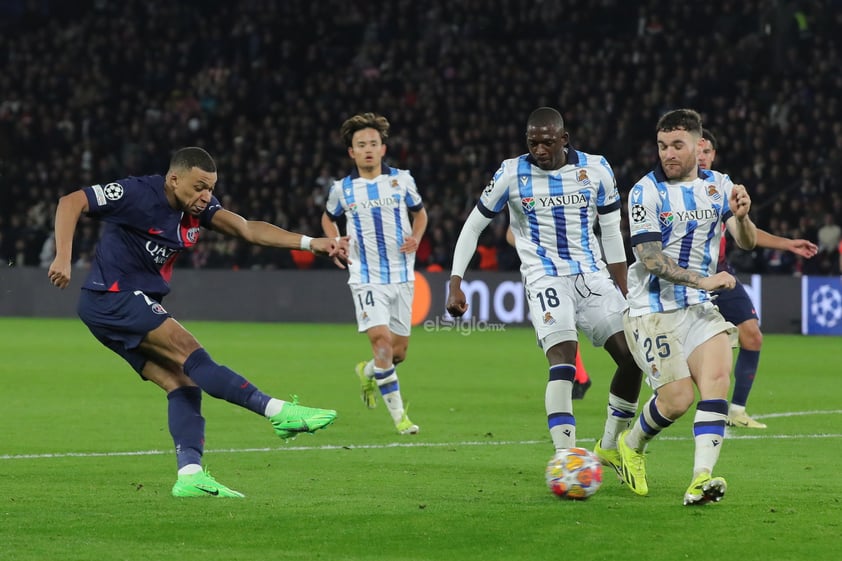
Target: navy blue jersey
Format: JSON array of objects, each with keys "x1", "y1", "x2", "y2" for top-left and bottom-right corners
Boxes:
[{"x1": 81, "y1": 175, "x2": 221, "y2": 297}]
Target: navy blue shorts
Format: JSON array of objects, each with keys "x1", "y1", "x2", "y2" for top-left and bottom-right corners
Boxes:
[
  {"x1": 712, "y1": 281, "x2": 758, "y2": 326},
  {"x1": 77, "y1": 289, "x2": 171, "y2": 375}
]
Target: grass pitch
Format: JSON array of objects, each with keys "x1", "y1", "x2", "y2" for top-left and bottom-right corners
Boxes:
[{"x1": 0, "y1": 318, "x2": 839, "y2": 561}]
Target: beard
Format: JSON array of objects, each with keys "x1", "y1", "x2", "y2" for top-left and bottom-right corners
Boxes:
[{"x1": 662, "y1": 160, "x2": 694, "y2": 181}]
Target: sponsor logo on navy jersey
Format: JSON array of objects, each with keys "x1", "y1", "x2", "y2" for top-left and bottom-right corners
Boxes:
[{"x1": 145, "y1": 241, "x2": 177, "y2": 265}]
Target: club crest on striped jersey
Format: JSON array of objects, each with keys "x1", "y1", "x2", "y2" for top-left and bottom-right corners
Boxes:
[
  {"x1": 391, "y1": 179, "x2": 399, "y2": 189},
  {"x1": 576, "y1": 169, "x2": 591, "y2": 185},
  {"x1": 707, "y1": 185, "x2": 721, "y2": 200},
  {"x1": 522, "y1": 197, "x2": 536, "y2": 212}
]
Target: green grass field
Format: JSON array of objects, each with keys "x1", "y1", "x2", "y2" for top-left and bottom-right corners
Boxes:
[{"x1": 1, "y1": 317, "x2": 839, "y2": 561}]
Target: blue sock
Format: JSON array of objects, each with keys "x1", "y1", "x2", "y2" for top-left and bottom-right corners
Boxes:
[
  {"x1": 168, "y1": 386, "x2": 205, "y2": 470},
  {"x1": 183, "y1": 348, "x2": 271, "y2": 415},
  {"x1": 731, "y1": 349, "x2": 760, "y2": 407}
]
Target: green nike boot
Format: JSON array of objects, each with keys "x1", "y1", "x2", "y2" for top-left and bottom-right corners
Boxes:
[{"x1": 172, "y1": 468, "x2": 245, "y2": 498}]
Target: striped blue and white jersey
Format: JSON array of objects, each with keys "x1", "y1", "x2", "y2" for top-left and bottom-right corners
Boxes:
[
  {"x1": 325, "y1": 164, "x2": 424, "y2": 285},
  {"x1": 626, "y1": 166, "x2": 735, "y2": 316},
  {"x1": 479, "y1": 149, "x2": 621, "y2": 285}
]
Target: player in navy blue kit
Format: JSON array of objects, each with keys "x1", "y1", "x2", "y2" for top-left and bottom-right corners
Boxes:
[
  {"x1": 48, "y1": 147, "x2": 346, "y2": 498},
  {"x1": 698, "y1": 130, "x2": 817, "y2": 428}
]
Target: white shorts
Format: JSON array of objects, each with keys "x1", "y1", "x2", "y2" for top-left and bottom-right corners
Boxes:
[
  {"x1": 623, "y1": 302, "x2": 737, "y2": 389},
  {"x1": 525, "y1": 270, "x2": 626, "y2": 353},
  {"x1": 350, "y1": 282, "x2": 414, "y2": 336}
]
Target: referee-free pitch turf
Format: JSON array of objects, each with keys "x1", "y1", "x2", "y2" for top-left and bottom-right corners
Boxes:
[{"x1": 1, "y1": 318, "x2": 839, "y2": 561}]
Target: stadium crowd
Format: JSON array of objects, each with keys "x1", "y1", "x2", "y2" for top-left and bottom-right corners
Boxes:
[{"x1": 1, "y1": 0, "x2": 840, "y2": 276}]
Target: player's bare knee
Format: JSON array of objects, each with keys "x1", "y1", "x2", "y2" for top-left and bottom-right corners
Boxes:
[{"x1": 658, "y1": 385, "x2": 695, "y2": 418}]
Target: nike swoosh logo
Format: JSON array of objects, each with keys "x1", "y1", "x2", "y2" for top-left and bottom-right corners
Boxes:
[
  {"x1": 195, "y1": 485, "x2": 219, "y2": 496},
  {"x1": 148, "y1": 228, "x2": 163, "y2": 235}
]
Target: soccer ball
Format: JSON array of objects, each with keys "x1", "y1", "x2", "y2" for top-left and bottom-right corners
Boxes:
[{"x1": 545, "y1": 447, "x2": 603, "y2": 500}]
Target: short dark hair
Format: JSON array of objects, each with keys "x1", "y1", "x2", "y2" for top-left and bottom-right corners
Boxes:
[
  {"x1": 527, "y1": 107, "x2": 564, "y2": 130},
  {"x1": 702, "y1": 128, "x2": 718, "y2": 150},
  {"x1": 656, "y1": 109, "x2": 703, "y2": 137},
  {"x1": 341, "y1": 113, "x2": 390, "y2": 147},
  {"x1": 170, "y1": 147, "x2": 216, "y2": 173}
]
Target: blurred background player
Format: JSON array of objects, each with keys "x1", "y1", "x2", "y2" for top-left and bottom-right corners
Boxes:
[
  {"x1": 322, "y1": 113, "x2": 428, "y2": 435},
  {"x1": 447, "y1": 107, "x2": 641, "y2": 469},
  {"x1": 505, "y1": 226, "x2": 592, "y2": 399},
  {"x1": 48, "y1": 147, "x2": 342, "y2": 498},
  {"x1": 622, "y1": 109, "x2": 756, "y2": 505},
  {"x1": 698, "y1": 129, "x2": 818, "y2": 428}
]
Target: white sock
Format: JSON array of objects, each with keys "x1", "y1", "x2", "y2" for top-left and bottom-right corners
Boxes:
[
  {"x1": 264, "y1": 398, "x2": 286, "y2": 417},
  {"x1": 546, "y1": 364, "x2": 576, "y2": 450},
  {"x1": 601, "y1": 394, "x2": 638, "y2": 449},
  {"x1": 364, "y1": 359, "x2": 375, "y2": 378},
  {"x1": 547, "y1": 380, "x2": 576, "y2": 450},
  {"x1": 374, "y1": 365, "x2": 404, "y2": 423},
  {"x1": 728, "y1": 403, "x2": 745, "y2": 415},
  {"x1": 178, "y1": 463, "x2": 202, "y2": 476}
]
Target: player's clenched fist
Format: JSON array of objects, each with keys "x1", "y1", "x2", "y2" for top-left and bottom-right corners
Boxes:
[
  {"x1": 729, "y1": 184, "x2": 751, "y2": 218},
  {"x1": 446, "y1": 279, "x2": 468, "y2": 317}
]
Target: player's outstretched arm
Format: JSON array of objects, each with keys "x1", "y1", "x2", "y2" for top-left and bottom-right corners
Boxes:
[
  {"x1": 48, "y1": 190, "x2": 89, "y2": 289},
  {"x1": 210, "y1": 209, "x2": 348, "y2": 266},
  {"x1": 755, "y1": 229, "x2": 818, "y2": 258}
]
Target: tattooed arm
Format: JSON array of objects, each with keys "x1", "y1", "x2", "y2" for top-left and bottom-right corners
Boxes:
[{"x1": 635, "y1": 240, "x2": 736, "y2": 291}]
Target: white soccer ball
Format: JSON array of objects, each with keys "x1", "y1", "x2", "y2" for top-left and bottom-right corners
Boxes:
[{"x1": 545, "y1": 447, "x2": 603, "y2": 500}]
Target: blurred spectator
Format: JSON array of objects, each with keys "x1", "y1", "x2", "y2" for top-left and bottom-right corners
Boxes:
[
  {"x1": 812, "y1": 212, "x2": 842, "y2": 275},
  {"x1": 1, "y1": 0, "x2": 838, "y2": 276},
  {"x1": 817, "y1": 213, "x2": 841, "y2": 254}
]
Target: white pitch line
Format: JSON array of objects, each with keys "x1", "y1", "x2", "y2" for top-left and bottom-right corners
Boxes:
[
  {"x1": 2, "y1": 410, "x2": 841, "y2": 461},
  {"x1": 751, "y1": 409, "x2": 842, "y2": 420}
]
